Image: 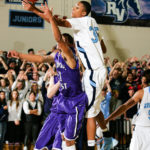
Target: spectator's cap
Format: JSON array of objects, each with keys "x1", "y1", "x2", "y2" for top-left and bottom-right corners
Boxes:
[
  {"x1": 137, "y1": 85, "x2": 142, "y2": 90},
  {"x1": 128, "y1": 86, "x2": 135, "y2": 91}
]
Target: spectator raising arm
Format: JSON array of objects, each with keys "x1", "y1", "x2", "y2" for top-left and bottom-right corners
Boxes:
[
  {"x1": 47, "y1": 75, "x2": 60, "y2": 99},
  {"x1": 0, "y1": 56, "x2": 8, "y2": 71}
]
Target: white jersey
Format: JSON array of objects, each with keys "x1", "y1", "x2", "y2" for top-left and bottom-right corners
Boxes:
[
  {"x1": 67, "y1": 16, "x2": 105, "y2": 70},
  {"x1": 135, "y1": 86, "x2": 150, "y2": 126}
]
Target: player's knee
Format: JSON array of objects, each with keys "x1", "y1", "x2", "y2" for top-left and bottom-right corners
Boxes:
[{"x1": 65, "y1": 139, "x2": 75, "y2": 147}]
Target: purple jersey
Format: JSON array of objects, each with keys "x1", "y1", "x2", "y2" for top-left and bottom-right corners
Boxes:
[
  {"x1": 54, "y1": 52, "x2": 82, "y2": 97},
  {"x1": 54, "y1": 52, "x2": 88, "y2": 140}
]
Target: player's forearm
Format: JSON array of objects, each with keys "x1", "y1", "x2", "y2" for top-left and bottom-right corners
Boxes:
[
  {"x1": 106, "y1": 99, "x2": 136, "y2": 122},
  {"x1": 19, "y1": 53, "x2": 44, "y2": 63},
  {"x1": 106, "y1": 105, "x2": 127, "y2": 122},
  {"x1": 49, "y1": 16, "x2": 63, "y2": 43},
  {"x1": 54, "y1": 17, "x2": 71, "y2": 28}
]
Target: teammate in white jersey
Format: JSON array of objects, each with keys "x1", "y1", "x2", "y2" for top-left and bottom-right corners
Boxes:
[
  {"x1": 105, "y1": 70, "x2": 150, "y2": 150},
  {"x1": 22, "y1": 1, "x2": 110, "y2": 150}
]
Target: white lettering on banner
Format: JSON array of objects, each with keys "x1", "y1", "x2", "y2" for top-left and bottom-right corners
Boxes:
[
  {"x1": 12, "y1": 16, "x2": 42, "y2": 23},
  {"x1": 104, "y1": 0, "x2": 142, "y2": 23},
  {"x1": 106, "y1": 2, "x2": 125, "y2": 22}
]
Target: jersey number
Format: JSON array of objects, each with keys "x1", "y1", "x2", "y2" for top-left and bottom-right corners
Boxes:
[{"x1": 89, "y1": 26, "x2": 99, "y2": 43}]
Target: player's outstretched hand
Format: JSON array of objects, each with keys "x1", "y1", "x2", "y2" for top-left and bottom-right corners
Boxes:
[
  {"x1": 40, "y1": 2, "x2": 53, "y2": 20},
  {"x1": 8, "y1": 50, "x2": 20, "y2": 59},
  {"x1": 22, "y1": 0, "x2": 35, "y2": 11}
]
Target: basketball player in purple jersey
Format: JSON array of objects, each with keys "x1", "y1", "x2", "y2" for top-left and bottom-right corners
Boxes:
[
  {"x1": 8, "y1": 5, "x2": 88, "y2": 150},
  {"x1": 21, "y1": 1, "x2": 112, "y2": 149}
]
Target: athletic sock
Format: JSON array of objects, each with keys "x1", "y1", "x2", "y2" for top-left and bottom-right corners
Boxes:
[
  {"x1": 65, "y1": 144, "x2": 76, "y2": 150},
  {"x1": 87, "y1": 140, "x2": 95, "y2": 150}
]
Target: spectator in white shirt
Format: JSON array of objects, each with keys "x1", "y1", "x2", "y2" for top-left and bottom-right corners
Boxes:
[
  {"x1": 23, "y1": 91, "x2": 42, "y2": 150},
  {"x1": 12, "y1": 71, "x2": 29, "y2": 100},
  {"x1": 6, "y1": 90, "x2": 22, "y2": 149}
]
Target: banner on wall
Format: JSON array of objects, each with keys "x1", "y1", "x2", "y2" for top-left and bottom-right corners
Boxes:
[
  {"x1": 5, "y1": 0, "x2": 46, "y2": 5},
  {"x1": 9, "y1": 9, "x2": 44, "y2": 28},
  {"x1": 91, "y1": 0, "x2": 150, "y2": 27}
]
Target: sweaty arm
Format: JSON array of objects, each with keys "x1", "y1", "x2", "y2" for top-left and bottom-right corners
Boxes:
[
  {"x1": 105, "y1": 89, "x2": 143, "y2": 123},
  {"x1": 47, "y1": 9, "x2": 76, "y2": 68},
  {"x1": 8, "y1": 50, "x2": 55, "y2": 64}
]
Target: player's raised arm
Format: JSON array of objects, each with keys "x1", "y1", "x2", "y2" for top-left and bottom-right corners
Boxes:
[
  {"x1": 8, "y1": 50, "x2": 55, "y2": 64},
  {"x1": 22, "y1": 0, "x2": 71, "y2": 27},
  {"x1": 40, "y1": 3, "x2": 76, "y2": 68},
  {"x1": 105, "y1": 89, "x2": 143, "y2": 124},
  {"x1": 22, "y1": 0, "x2": 51, "y2": 22}
]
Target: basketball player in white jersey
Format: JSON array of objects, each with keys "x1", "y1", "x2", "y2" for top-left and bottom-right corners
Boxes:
[
  {"x1": 22, "y1": 1, "x2": 111, "y2": 150},
  {"x1": 105, "y1": 70, "x2": 150, "y2": 150}
]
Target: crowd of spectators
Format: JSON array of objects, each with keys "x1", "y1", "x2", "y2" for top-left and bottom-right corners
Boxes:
[{"x1": 0, "y1": 48, "x2": 150, "y2": 150}]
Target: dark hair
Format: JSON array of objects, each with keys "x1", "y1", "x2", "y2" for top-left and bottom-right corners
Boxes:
[
  {"x1": 80, "y1": 1, "x2": 91, "y2": 16},
  {"x1": 62, "y1": 33, "x2": 74, "y2": 45},
  {"x1": 142, "y1": 70, "x2": 150, "y2": 84},
  {"x1": 29, "y1": 91, "x2": 36, "y2": 96},
  {"x1": 28, "y1": 48, "x2": 34, "y2": 53}
]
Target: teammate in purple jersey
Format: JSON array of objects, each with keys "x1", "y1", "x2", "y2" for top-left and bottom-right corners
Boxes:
[{"x1": 8, "y1": 6, "x2": 88, "y2": 150}]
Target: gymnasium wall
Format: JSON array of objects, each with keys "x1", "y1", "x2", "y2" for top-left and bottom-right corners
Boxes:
[{"x1": 0, "y1": 0, "x2": 150, "y2": 61}]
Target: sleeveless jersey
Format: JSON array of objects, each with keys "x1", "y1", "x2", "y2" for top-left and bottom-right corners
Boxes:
[
  {"x1": 54, "y1": 52, "x2": 82, "y2": 97},
  {"x1": 67, "y1": 16, "x2": 105, "y2": 70},
  {"x1": 135, "y1": 86, "x2": 150, "y2": 126}
]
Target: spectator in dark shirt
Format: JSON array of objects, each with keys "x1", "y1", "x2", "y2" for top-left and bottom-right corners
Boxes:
[{"x1": 0, "y1": 91, "x2": 8, "y2": 150}]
